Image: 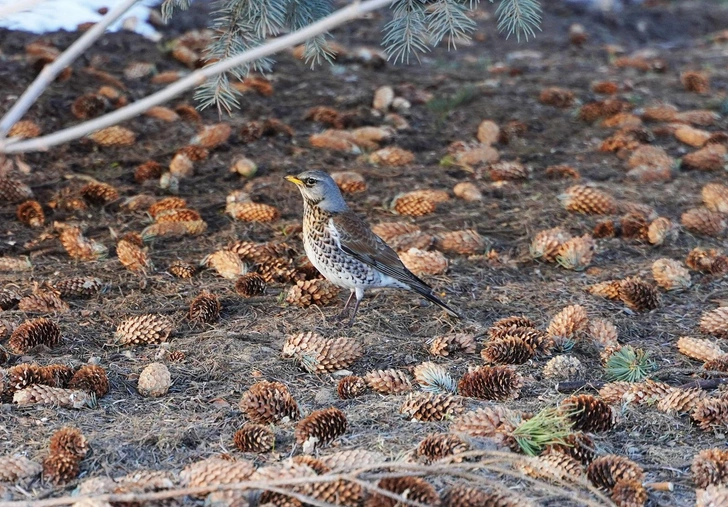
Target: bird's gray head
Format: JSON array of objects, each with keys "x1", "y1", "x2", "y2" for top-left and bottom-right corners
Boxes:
[{"x1": 285, "y1": 170, "x2": 348, "y2": 212}]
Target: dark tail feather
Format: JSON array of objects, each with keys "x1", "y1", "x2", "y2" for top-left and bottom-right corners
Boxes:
[{"x1": 412, "y1": 285, "x2": 461, "y2": 319}]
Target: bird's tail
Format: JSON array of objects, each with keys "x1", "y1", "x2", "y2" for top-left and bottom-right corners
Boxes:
[{"x1": 412, "y1": 284, "x2": 461, "y2": 319}]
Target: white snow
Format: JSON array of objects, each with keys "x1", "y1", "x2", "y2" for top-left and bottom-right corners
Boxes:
[{"x1": 0, "y1": 0, "x2": 162, "y2": 39}]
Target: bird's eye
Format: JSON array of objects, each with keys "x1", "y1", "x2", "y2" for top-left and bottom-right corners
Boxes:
[{"x1": 304, "y1": 178, "x2": 316, "y2": 186}]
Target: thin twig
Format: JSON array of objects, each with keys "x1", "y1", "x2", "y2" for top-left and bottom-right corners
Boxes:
[
  {"x1": 0, "y1": 0, "x2": 141, "y2": 139},
  {"x1": 0, "y1": 0, "x2": 394, "y2": 154}
]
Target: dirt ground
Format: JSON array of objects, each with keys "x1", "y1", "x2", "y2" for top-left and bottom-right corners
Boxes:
[{"x1": 1, "y1": 1, "x2": 728, "y2": 505}]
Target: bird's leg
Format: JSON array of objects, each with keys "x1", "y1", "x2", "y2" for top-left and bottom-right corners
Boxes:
[
  {"x1": 334, "y1": 290, "x2": 356, "y2": 321},
  {"x1": 345, "y1": 289, "x2": 364, "y2": 327}
]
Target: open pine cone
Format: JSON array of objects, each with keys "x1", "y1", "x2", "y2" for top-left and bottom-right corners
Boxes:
[
  {"x1": 400, "y1": 392, "x2": 463, "y2": 421},
  {"x1": 294, "y1": 407, "x2": 347, "y2": 450},
  {"x1": 239, "y1": 381, "x2": 300, "y2": 424},
  {"x1": 561, "y1": 394, "x2": 615, "y2": 432},
  {"x1": 457, "y1": 366, "x2": 523, "y2": 400}
]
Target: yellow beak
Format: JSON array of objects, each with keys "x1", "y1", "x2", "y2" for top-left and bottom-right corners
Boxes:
[{"x1": 285, "y1": 175, "x2": 303, "y2": 185}]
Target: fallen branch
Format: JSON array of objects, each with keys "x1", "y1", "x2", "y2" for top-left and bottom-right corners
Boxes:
[
  {"x1": 555, "y1": 380, "x2": 604, "y2": 393},
  {"x1": 0, "y1": 0, "x2": 141, "y2": 138},
  {"x1": 0, "y1": 0, "x2": 393, "y2": 154}
]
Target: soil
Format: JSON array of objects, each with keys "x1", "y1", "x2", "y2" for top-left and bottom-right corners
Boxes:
[{"x1": 1, "y1": 1, "x2": 728, "y2": 505}]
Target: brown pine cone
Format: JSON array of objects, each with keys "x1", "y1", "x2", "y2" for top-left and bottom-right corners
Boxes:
[
  {"x1": 453, "y1": 181, "x2": 483, "y2": 202},
  {"x1": 618, "y1": 277, "x2": 660, "y2": 311},
  {"x1": 611, "y1": 479, "x2": 647, "y2": 507},
  {"x1": 686, "y1": 248, "x2": 728, "y2": 274},
  {"x1": 59, "y1": 226, "x2": 108, "y2": 260},
  {"x1": 235, "y1": 273, "x2": 266, "y2": 297},
  {"x1": 520, "y1": 452, "x2": 585, "y2": 482},
  {"x1": 8, "y1": 318, "x2": 61, "y2": 354},
  {"x1": 539, "y1": 87, "x2": 575, "y2": 107},
  {"x1": 282, "y1": 333, "x2": 363, "y2": 373},
  {"x1": 652, "y1": 258, "x2": 691, "y2": 291},
  {"x1": 435, "y1": 229, "x2": 486, "y2": 255},
  {"x1": 586, "y1": 455, "x2": 645, "y2": 492},
  {"x1": 286, "y1": 279, "x2": 340, "y2": 307},
  {"x1": 16, "y1": 200, "x2": 44, "y2": 228},
  {"x1": 429, "y1": 333, "x2": 477, "y2": 357},
  {"x1": 547, "y1": 304, "x2": 588, "y2": 349},
  {"x1": 561, "y1": 394, "x2": 615, "y2": 432},
  {"x1": 364, "y1": 369, "x2": 412, "y2": 394},
  {"x1": 18, "y1": 291, "x2": 69, "y2": 313},
  {"x1": 442, "y1": 484, "x2": 524, "y2": 507},
  {"x1": 43, "y1": 453, "x2": 81, "y2": 485},
  {"x1": 417, "y1": 433, "x2": 469, "y2": 463},
  {"x1": 681, "y1": 70, "x2": 710, "y2": 93},
  {"x1": 14, "y1": 384, "x2": 95, "y2": 409},
  {"x1": 68, "y1": 365, "x2": 109, "y2": 397},
  {"x1": 486, "y1": 160, "x2": 530, "y2": 182},
  {"x1": 547, "y1": 432, "x2": 596, "y2": 466},
  {"x1": 701, "y1": 308, "x2": 728, "y2": 338},
  {"x1": 391, "y1": 192, "x2": 437, "y2": 217},
  {"x1": 115, "y1": 314, "x2": 174, "y2": 346},
  {"x1": 255, "y1": 256, "x2": 298, "y2": 284},
  {"x1": 588, "y1": 280, "x2": 622, "y2": 301},
  {"x1": 692, "y1": 398, "x2": 728, "y2": 431},
  {"x1": 558, "y1": 185, "x2": 617, "y2": 214},
  {"x1": 49, "y1": 427, "x2": 88, "y2": 459},
  {"x1": 530, "y1": 227, "x2": 572, "y2": 262},
  {"x1": 239, "y1": 381, "x2": 300, "y2": 424},
  {"x1": 0, "y1": 456, "x2": 42, "y2": 482},
  {"x1": 481, "y1": 336, "x2": 535, "y2": 365},
  {"x1": 337, "y1": 375, "x2": 367, "y2": 399},
  {"x1": 134, "y1": 160, "x2": 164, "y2": 183},
  {"x1": 624, "y1": 380, "x2": 672, "y2": 406},
  {"x1": 400, "y1": 392, "x2": 463, "y2": 422},
  {"x1": 682, "y1": 144, "x2": 728, "y2": 172},
  {"x1": 542, "y1": 355, "x2": 583, "y2": 380},
  {"x1": 188, "y1": 291, "x2": 221, "y2": 324},
  {"x1": 233, "y1": 424, "x2": 274, "y2": 453},
  {"x1": 555, "y1": 234, "x2": 595, "y2": 271},
  {"x1": 294, "y1": 407, "x2": 347, "y2": 449},
  {"x1": 180, "y1": 457, "x2": 255, "y2": 489},
  {"x1": 703, "y1": 183, "x2": 728, "y2": 214},
  {"x1": 0, "y1": 257, "x2": 31, "y2": 273},
  {"x1": 457, "y1": 366, "x2": 523, "y2": 400},
  {"x1": 490, "y1": 316, "x2": 537, "y2": 334},
  {"x1": 7, "y1": 363, "x2": 44, "y2": 393},
  {"x1": 593, "y1": 219, "x2": 617, "y2": 238},
  {"x1": 71, "y1": 93, "x2": 107, "y2": 119},
  {"x1": 142, "y1": 219, "x2": 207, "y2": 239},
  {"x1": 0, "y1": 177, "x2": 33, "y2": 203},
  {"x1": 705, "y1": 356, "x2": 728, "y2": 372},
  {"x1": 599, "y1": 381, "x2": 633, "y2": 404},
  {"x1": 369, "y1": 146, "x2": 415, "y2": 166},
  {"x1": 310, "y1": 479, "x2": 363, "y2": 507},
  {"x1": 656, "y1": 387, "x2": 707, "y2": 414},
  {"x1": 697, "y1": 485, "x2": 728, "y2": 507},
  {"x1": 154, "y1": 208, "x2": 202, "y2": 224},
  {"x1": 137, "y1": 362, "x2": 171, "y2": 398},
  {"x1": 88, "y1": 126, "x2": 135, "y2": 147},
  {"x1": 80, "y1": 182, "x2": 119, "y2": 205},
  {"x1": 682, "y1": 207, "x2": 727, "y2": 236},
  {"x1": 148, "y1": 197, "x2": 187, "y2": 217},
  {"x1": 677, "y1": 336, "x2": 724, "y2": 362},
  {"x1": 375, "y1": 225, "x2": 433, "y2": 251},
  {"x1": 292, "y1": 455, "x2": 330, "y2": 474},
  {"x1": 227, "y1": 201, "x2": 280, "y2": 222},
  {"x1": 0, "y1": 288, "x2": 22, "y2": 310},
  {"x1": 545, "y1": 164, "x2": 581, "y2": 179},
  {"x1": 619, "y1": 213, "x2": 649, "y2": 240},
  {"x1": 116, "y1": 238, "x2": 151, "y2": 272},
  {"x1": 8, "y1": 120, "x2": 41, "y2": 138},
  {"x1": 692, "y1": 448, "x2": 728, "y2": 488},
  {"x1": 191, "y1": 123, "x2": 232, "y2": 149},
  {"x1": 39, "y1": 364, "x2": 74, "y2": 387},
  {"x1": 168, "y1": 260, "x2": 196, "y2": 279},
  {"x1": 331, "y1": 171, "x2": 367, "y2": 193},
  {"x1": 399, "y1": 248, "x2": 448, "y2": 276},
  {"x1": 50, "y1": 277, "x2": 103, "y2": 298},
  {"x1": 319, "y1": 450, "x2": 385, "y2": 472},
  {"x1": 365, "y1": 477, "x2": 439, "y2": 507},
  {"x1": 450, "y1": 406, "x2": 520, "y2": 441}
]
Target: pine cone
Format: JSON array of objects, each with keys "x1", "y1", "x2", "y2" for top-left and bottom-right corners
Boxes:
[
  {"x1": 701, "y1": 308, "x2": 728, "y2": 338},
  {"x1": 286, "y1": 279, "x2": 340, "y2": 307},
  {"x1": 88, "y1": 126, "x2": 136, "y2": 147},
  {"x1": 154, "y1": 208, "x2": 202, "y2": 223},
  {"x1": 39, "y1": 364, "x2": 74, "y2": 387},
  {"x1": 282, "y1": 333, "x2": 363, "y2": 373},
  {"x1": 233, "y1": 424, "x2": 274, "y2": 453},
  {"x1": 486, "y1": 160, "x2": 530, "y2": 182},
  {"x1": 611, "y1": 479, "x2": 647, "y2": 507},
  {"x1": 188, "y1": 291, "x2": 220, "y2": 324},
  {"x1": 539, "y1": 87, "x2": 575, "y2": 108},
  {"x1": 337, "y1": 375, "x2": 367, "y2": 399},
  {"x1": 413, "y1": 362, "x2": 456, "y2": 394},
  {"x1": 656, "y1": 387, "x2": 707, "y2": 413},
  {"x1": 652, "y1": 258, "x2": 691, "y2": 290},
  {"x1": 71, "y1": 93, "x2": 107, "y2": 119},
  {"x1": 68, "y1": 365, "x2": 109, "y2": 397},
  {"x1": 697, "y1": 485, "x2": 728, "y2": 507},
  {"x1": 587, "y1": 280, "x2": 622, "y2": 301},
  {"x1": 457, "y1": 366, "x2": 523, "y2": 400},
  {"x1": 400, "y1": 392, "x2": 463, "y2": 422},
  {"x1": 392, "y1": 192, "x2": 437, "y2": 217},
  {"x1": 0, "y1": 177, "x2": 33, "y2": 203},
  {"x1": 417, "y1": 433, "x2": 469, "y2": 463},
  {"x1": 705, "y1": 356, "x2": 728, "y2": 372},
  {"x1": 365, "y1": 477, "x2": 439, "y2": 507},
  {"x1": 18, "y1": 291, "x2": 69, "y2": 313},
  {"x1": 618, "y1": 277, "x2": 660, "y2": 311},
  {"x1": 547, "y1": 432, "x2": 596, "y2": 465},
  {"x1": 562, "y1": 394, "x2": 614, "y2": 432},
  {"x1": 682, "y1": 208, "x2": 727, "y2": 236},
  {"x1": 453, "y1": 182, "x2": 483, "y2": 202},
  {"x1": 227, "y1": 201, "x2": 280, "y2": 222},
  {"x1": 369, "y1": 146, "x2": 415, "y2": 166},
  {"x1": 598, "y1": 381, "x2": 633, "y2": 404},
  {"x1": 191, "y1": 123, "x2": 232, "y2": 149},
  {"x1": 435, "y1": 230, "x2": 486, "y2": 255},
  {"x1": 429, "y1": 334, "x2": 476, "y2": 357},
  {"x1": 8, "y1": 120, "x2": 41, "y2": 138},
  {"x1": 295, "y1": 407, "x2": 347, "y2": 449},
  {"x1": 545, "y1": 164, "x2": 581, "y2": 180},
  {"x1": 703, "y1": 183, "x2": 728, "y2": 213},
  {"x1": 542, "y1": 355, "x2": 582, "y2": 380},
  {"x1": 80, "y1": 182, "x2": 119, "y2": 205},
  {"x1": 43, "y1": 453, "x2": 81, "y2": 485},
  {"x1": 481, "y1": 336, "x2": 535, "y2": 365},
  {"x1": 586, "y1": 455, "x2": 645, "y2": 492},
  {"x1": 520, "y1": 452, "x2": 585, "y2": 482},
  {"x1": 239, "y1": 381, "x2": 300, "y2": 424},
  {"x1": 148, "y1": 196, "x2": 187, "y2": 217},
  {"x1": 180, "y1": 457, "x2": 255, "y2": 489},
  {"x1": 530, "y1": 227, "x2": 572, "y2": 262},
  {"x1": 399, "y1": 248, "x2": 449, "y2": 275},
  {"x1": 116, "y1": 238, "x2": 151, "y2": 272},
  {"x1": 6, "y1": 363, "x2": 44, "y2": 394},
  {"x1": 681, "y1": 70, "x2": 710, "y2": 93},
  {"x1": 8, "y1": 318, "x2": 61, "y2": 354},
  {"x1": 115, "y1": 314, "x2": 174, "y2": 346},
  {"x1": 555, "y1": 234, "x2": 595, "y2": 271},
  {"x1": 234, "y1": 273, "x2": 266, "y2": 297},
  {"x1": 201, "y1": 250, "x2": 246, "y2": 280},
  {"x1": 624, "y1": 380, "x2": 672, "y2": 406},
  {"x1": 174, "y1": 104, "x2": 202, "y2": 123},
  {"x1": 0, "y1": 455, "x2": 42, "y2": 482},
  {"x1": 50, "y1": 277, "x2": 103, "y2": 298},
  {"x1": 331, "y1": 171, "x2": 367, "y2": 193},
  {"x1": 619, "y1": 213, "x2": 649, "y2": 240},
  {"x1": 16, "y1": 200, "x2": 44, "y2": 228},
  {"x1": 49, "y1": 427, "x2": 88, "y2": 459},
  {"x1": 687, "y1": 248, "x2": 728, "y2": 274},
  {"x1": 137, "y1": 362, "x2": 171, "y2": 398},
  {"x1": 255, "y1": 256, "x2": 298, "y2": 284},
  {"x1": 692, "y1": 448, "x2": 728, "y2": 488},
  {"x1": 592, "y1": 219, "x2": 617, "y2": 238},
  {"x1": 450, "y1": 406, "x2": 520, "y2": 442},
  {"x1": 310, "y1": 479, "x2": 363, "y2": 507},
  {"x1": 442, "y1": 484, "x2": 525, "y2": 507},
  {"x1": 59, "y1": 227, "x2": 108, "y2": 260},
  {"x1": 0, "y1": 288, "x2": 22, "y2": 310},
  {"x1": 677, "y1": 336, "x2": 724, "y2": 362},
  {"x1": 320, "y1": 450, "x2": 386, "y2": 471},
  {"x1": 364, "y1": 369, "x2": 412, "y2": 394},
  {"x1": 168, "y1": 260, "x2": 196, "y2": 279},
  {"x1": 692, "y1": 398, "x2": 728, "y2": 431},
  {"x1": 134, "y1": 161, "x2": 164, "y2": 183},
  {"x1": 144, "y1": 105, "x2": 179, "y2": 121},
  {"x1": 683, "y1": 144, "x2": 728, "y2": 172},
  {"x1": 547, "y1": 305, "x2": 588, "y2": 349},
  {"x1": 14, "y1": 385, "x2": 94, "y2": 409},
  {"x1": 559, "y1": 185, "x2": 617, "y2": 214},
  {"x1": 372, "y1": 222, "x2": 422, "y2": 243},
  {"x1": 141, "y1": 220, "x2": 207, "y2": 241}
]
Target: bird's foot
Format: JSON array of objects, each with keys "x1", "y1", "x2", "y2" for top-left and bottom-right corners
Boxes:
[{"x1": 333, "y1": 308, "x2": 350, "y2": 322}]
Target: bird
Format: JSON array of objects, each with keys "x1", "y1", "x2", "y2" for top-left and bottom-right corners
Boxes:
[{"x1": 286, "y1": 170, "x2": 460, "y2": 325}]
